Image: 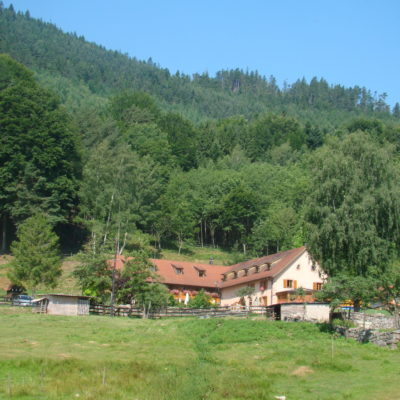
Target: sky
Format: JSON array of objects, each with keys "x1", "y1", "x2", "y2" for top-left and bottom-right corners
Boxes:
[{"x1": 4, "y1": 0, "x2": 400, "y2": 106}]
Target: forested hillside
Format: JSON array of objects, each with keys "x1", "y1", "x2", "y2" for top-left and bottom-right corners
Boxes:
[
  {"x1": 1, "y1": 4, "x2": 399, "y2": 125},
  {"x1": 1, "y1": 2, "x2": 400, "y2": 264}
]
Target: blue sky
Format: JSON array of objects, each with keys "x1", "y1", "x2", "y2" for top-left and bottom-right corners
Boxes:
[{"x1": 4, "y1": 0, "x2": 400, "y2": 106}]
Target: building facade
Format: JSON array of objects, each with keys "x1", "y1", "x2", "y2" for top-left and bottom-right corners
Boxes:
[
  {"x1": 220, "y1": 247, "x2": 324, "y2": 306},
  {"x1": 115, "y1": 247, "x2": 324, "y2": 306}
]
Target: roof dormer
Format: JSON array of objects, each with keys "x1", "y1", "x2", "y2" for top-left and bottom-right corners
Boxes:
[
  {"x1": 194, "y1": 266, "x2": 206, "y2": 277},
  {"x1": 172, "y1": 264, "x2": 184, "y2": 275}
]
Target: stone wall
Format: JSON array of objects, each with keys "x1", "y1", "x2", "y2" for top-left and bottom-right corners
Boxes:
[
  {"x1": 335, "y1": 327, "x2": 400, "y2": 349},
  {"x1": 280, "y1": 303, "x2": 330, "y2": 323},
  {"x1": 350, "y1": 312, "x2": 397, "y2": 329}
]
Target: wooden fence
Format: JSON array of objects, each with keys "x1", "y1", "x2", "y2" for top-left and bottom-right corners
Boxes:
[
  {"x1": 89, "y1": 304, "x2": 274, "y2": 319},
  {"x1": 0, "y1": 296, "x2": 11, "y2": 306}
]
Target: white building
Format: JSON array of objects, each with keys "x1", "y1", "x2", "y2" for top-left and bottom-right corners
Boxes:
[{"x1": 220, "y1": 246, "x2": 325, "y2": 306}]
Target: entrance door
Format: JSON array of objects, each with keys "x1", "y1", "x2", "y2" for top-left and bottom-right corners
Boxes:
[{"x1": 78, "y1": 298, "x2": 88, "y2": 315}]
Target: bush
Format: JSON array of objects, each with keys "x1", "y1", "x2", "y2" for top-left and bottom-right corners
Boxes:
[
  {"x1": 331, "y1": 318, "x2": 355, "y2": 329},
  {"x1": 189, "y1": 290, "x2": 211, "y2": 308}
]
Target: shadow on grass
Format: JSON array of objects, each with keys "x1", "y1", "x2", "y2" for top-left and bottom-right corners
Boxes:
[{"x1": 317, "y1": 322, "x2": 335, "y2": 333}]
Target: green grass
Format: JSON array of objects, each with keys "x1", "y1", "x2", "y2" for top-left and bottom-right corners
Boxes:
[
  {"x1": 0, "y1": 310, "x2": 399, "y2": 399},
  {"x1": 0, "y1": 256, "x2": 82, "y2": 296},
  {"x1": 160, "y1": 244, "x2": 243, "y2": 265}
]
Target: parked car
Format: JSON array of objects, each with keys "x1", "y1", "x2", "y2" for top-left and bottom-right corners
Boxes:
[{"x1": 12, "y1": 294, "x2": 33, "y2": 307}]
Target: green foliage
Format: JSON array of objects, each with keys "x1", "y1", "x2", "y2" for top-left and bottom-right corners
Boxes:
[
  {"x1": 189, "y1": 289, "x2": 212, "y2": 308},
  {"x1": 315, "y1": 274, "x2": 378, "y2": 310},
  {"x1": 236, "y1": 286, "x2": 256, "y2": 298},
  {"x1": 1, "y1": 6, "x2": 397, "y2": 125},
  {"x1": 9, "y1": 213, "x2": 62, "y2": 292},
  {"x1": 75, "y1": 248, "x2": 169, "y2": 314},
  {"x1": 0, "y1": 54, "x2": 81, "y2": 253},
  {"x1": 73, "y1": 251, "x2": 112, "y2": 303},
  {"x1": 331, "y1": 318, "x2": 356, "y2": 329},
  {"x1": 376, "y1": 262, "x2": 400, "y2": 322},
  {"x1": 305, "y1": 132, "x2": 400, "y2": 278},
  {"x1": 2, "y1": 5, "x2": 400, "y2": 260}
]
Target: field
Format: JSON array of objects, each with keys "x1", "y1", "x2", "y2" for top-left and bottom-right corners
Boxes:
[{"x1": 0, "y1": 309, "x2": 399, "y2": 400}]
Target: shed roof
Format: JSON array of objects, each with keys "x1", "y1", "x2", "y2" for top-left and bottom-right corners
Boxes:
[{"x1": 37, "y1": 293, "x2": 91, "y2": 298}]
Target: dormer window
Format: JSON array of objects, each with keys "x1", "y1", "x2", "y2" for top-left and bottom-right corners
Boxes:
[
  {"x1": 172, "y1": 264, "x2": 184, "y2": 275},
  {"x1": 260, "y1": 263, "x2": 271, "y2": 271},
  {"x1": 193, "y1": 266, "x2": 206, "y2": 277}
]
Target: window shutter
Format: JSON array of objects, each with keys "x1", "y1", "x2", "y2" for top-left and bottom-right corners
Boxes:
[
  {"x1": 294, "y1": 280, "x2": 297, "y2": 289},
  {"x1": 313, "y1": 282, "x2": 317, "y2": 290},
  {"x1": 283, "y1": 279, "x2": 287, "y2": 288}
]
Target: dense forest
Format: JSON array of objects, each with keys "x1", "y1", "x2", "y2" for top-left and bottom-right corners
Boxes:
[{"x1": 1, "y1": 3, "x2": 400, "y2": 263}]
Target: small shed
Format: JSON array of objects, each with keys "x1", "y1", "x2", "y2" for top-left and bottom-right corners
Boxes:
[{"x1": 33, "y1": 294, "x2": 90, "y2": 316}]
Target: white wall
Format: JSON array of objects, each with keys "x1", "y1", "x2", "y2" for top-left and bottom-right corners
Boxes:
[
  {"x1": 272, "y1": 251, "x2": 323, "y2": 304},
  {"x1": 46, "y1": 296, "x2": 89, "y2": 316},
  {"x1": 220, "y1": 251, "x2": 324, "y2": 306}
]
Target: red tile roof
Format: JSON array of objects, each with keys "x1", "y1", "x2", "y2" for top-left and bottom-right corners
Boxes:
[
  {"x1": 221, "y1": 246, "x2": 306, "y2": 288},
  {"x1": 113, "y1": 256, "x2": 231, "y2": 289},
  {"x1": 151, "y1": 259, "x2": 231, "y2": 288},
  {"x1": 112, "y1": 246, "x2": 306, "y2": 290}
]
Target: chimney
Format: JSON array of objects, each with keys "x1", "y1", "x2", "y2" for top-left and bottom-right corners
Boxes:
[{"x1": 209, "y1": 257, "x2": 214, "y2": 265}]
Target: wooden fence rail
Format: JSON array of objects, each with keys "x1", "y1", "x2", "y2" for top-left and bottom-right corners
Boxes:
[
  {"x1": 0, "y1": 296, "x2": 11, "y2": 306},
  {"x1": 89, "y1": 304, "x2": 274, "y2": 319}
]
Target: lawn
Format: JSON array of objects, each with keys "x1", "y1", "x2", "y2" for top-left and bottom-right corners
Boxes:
[{"x1": 0, "y1": 309, "x2": 399, "y2": 400}]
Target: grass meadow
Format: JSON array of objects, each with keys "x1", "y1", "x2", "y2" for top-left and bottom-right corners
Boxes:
[{"x1": 0, "y1": 308, "x2": 399, "y2": 400}]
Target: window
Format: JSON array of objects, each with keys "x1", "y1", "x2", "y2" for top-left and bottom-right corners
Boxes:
[
  {"x1": 313, "y1": 282, "x2": 323, "y2": 291},
  {"x1": 198, "y1": 269, "x2": 206, "y2": 277},
  {"x1": 283, "y1": 279, "x2": 297, "y2": 289},
  {"x1": 311, "y1": 263, "x2": 316, "y2": 271},
  {"x1": 296, "y1": 264, "x2": 301, "y2": 270},
  {"x1": 172, "y1": 265, "x2": 184, "y2": 275}
]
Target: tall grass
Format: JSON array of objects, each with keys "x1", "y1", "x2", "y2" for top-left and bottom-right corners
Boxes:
[{"x1": 0, "y1": 312, "x2": 399, "y2": 399}]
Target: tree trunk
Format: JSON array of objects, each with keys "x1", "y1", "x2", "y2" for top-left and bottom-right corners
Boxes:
[
  {"x1": 178, "y1": 235, "x2": 183, "y2": 254},
  {"x1": 210, "y1": 226, "x2": 215, "y2": 248},
  {"x1": 353, "y1": 299, "x2": 361, "y2": 312},
  {"x1": 1, "y1": 214, "x2": 7, "y2": 254}
]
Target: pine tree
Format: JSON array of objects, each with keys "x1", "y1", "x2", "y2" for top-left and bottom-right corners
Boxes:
[{"x1": 9, "y1": 213, "x2": 62, "y2": 293}]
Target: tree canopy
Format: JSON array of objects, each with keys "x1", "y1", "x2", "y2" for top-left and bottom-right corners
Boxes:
[
  {"x1": 305, "y1": 131, "x2": 400, "y2": 278},
  {"x1": 9, "y1": 213, "x2": 62, "y2": 293}
]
